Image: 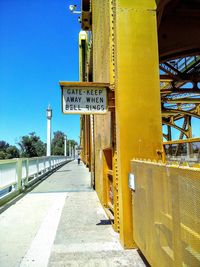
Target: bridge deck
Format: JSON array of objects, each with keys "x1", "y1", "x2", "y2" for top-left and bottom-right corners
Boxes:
[{"x1": 0, "y1": 161, "x2": 146, "y2": 267}]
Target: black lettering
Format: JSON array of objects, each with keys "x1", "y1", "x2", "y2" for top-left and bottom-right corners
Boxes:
[{"x1": 66, "y1": 88, "x2": 83, "y2": 96}]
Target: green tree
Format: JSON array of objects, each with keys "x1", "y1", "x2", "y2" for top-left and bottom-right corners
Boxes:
[
  {"x1": 0, "y1": 141, "x2": 8, "y2": 159},
  {"x1": 18, "y1": 132, "x2": 45, "y2": 157},
  {"x1": 5, "y1": 146, "x2": 20, "y2": 159},
  {"x1": 0, "y1": 151, "x2": 6, "y2": 159},
  {"x1": 0, "y1": 141, "x2": 20, "y2": 159},
  {"x1": 51, "y1": 131, "x2": 78, "y2": 156},
  {"x1": 0, "y1": 141, "x2": 9, "y2": 151},
  {"x1": 51, "y1": 131, "x2": 65, "y2": 155}
]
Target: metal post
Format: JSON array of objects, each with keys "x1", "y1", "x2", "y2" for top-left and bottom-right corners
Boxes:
[
  {"x1": 64, "y1": 135, "x2": 67, "y2": 157},
  {"x1": 73, "y1": 145, "x2": 75, "y2": 158},
  {"x1": 71, "y1": 144, "x2": 73, "y2": 158},
  {"x1": 17, "y1": 159, "x2": 22, "y2": 192},
  {"x1": 46, "y1": 105, "x2": 52, "y2": 156},
  {"x1": 69, "y1": 142, "x2": 71, "y2": 158},
  {"x1": 187, "y1": 116, "x2": 193, "y2": 158},
  {"x1": 25, "y1": 158, "x2": 29, "y2": 186}
]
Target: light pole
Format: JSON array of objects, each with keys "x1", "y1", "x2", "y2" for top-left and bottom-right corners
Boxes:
[
  {"x1": 72, "y1": 144, "x2": 74, "y2": 158},
  {"x1": 46, "y1": 105, "x2": 52, "y2": 156},
  {"x1": 64, "y1": 135, "x2": 67, "y2": 157},
  {"x1": 69, "y1": 141, "x2": 71, "y2": 158},
  {"x1": 74, "y1": 145, "x2": 78, "y2": 158}
]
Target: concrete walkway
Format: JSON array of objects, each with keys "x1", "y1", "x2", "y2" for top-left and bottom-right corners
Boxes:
[{"x1": 0, "y1": 161, "x2": 146, "y2": 267}]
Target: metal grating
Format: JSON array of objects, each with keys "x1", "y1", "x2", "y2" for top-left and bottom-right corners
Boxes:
[{"x1": 131, "y1": 160, "x2": 200, "y2": 267}]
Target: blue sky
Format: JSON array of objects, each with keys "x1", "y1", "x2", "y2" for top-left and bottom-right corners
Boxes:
[
  {"x1": 0, "y1": 0, "x2": 199, "y2": 146},
  {"x1": 0, "y1": 0, "x2": 81, "y2": 146}
]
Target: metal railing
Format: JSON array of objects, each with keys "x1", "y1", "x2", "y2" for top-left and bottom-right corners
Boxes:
[
  {"x1": 0, "y1": 156, "x2": 70, "y2": 205},
  {"x1": 163, "y1": 138, "x2": 200, "y2": 166}
]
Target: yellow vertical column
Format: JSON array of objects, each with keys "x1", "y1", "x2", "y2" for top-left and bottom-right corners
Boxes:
[
  {"x1": 79, "y1": 31, "x2": 88, "y2": 163},
  {"x1": 115, "y1": 0, "x2": 163, "y2": 248}
]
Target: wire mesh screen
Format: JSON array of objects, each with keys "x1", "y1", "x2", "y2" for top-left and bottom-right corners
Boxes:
[{"x1": 131, "y1": 160, "x2": 200, "y2": 267}]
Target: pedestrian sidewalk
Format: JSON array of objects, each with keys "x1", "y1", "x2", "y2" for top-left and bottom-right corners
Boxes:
[{"x1": 0, "y1": 160, "x2": 146, "y2": 267}]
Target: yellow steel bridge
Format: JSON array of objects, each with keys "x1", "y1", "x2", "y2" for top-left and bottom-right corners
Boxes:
[{"x1": 63, "y1": 1, "x2": 200, "y2": 266}]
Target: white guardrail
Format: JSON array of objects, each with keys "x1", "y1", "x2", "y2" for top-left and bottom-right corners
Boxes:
[{"x1": 0, "y1": 156, "x2": 70, "y2": 205}]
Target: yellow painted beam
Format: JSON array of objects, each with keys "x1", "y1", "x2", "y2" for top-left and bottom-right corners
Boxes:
[
  {"x1": 79, "y1": 30, "x2": 88, "y2": 82},
  {"x1": 115, "y1": 0, "x2": 163, "y2": 248},
  {"x1": 164, "y1": 98, "x2": 200, "y2": 104},
  {"x1": 79, "y1": 31, "x2": 88, "y2": 164},
  {"x1": 59, "y1": 82, "x2": 109, "y2": 88},
  {"x1": 163, "y1": 137, "x2": 200, "y2": 145}
]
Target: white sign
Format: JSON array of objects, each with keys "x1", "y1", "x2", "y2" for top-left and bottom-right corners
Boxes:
[
  {"x1": 62, "y1": 87, "x2": 107, "y2": 114},
  {"x1": 128, "y1": 173, "x2": 135, "y2": 191}
]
